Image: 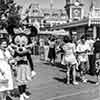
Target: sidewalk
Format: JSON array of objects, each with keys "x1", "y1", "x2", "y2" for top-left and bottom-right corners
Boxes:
[{"x1": 13, "y1": 55, "x2": 100, "y2": 100}]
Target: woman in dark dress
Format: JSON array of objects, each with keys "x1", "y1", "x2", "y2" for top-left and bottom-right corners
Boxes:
[{"x1": 48, "y1": 37, "x2": 56, "y2": 64}]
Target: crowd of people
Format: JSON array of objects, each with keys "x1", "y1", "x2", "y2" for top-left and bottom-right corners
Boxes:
[
  {"x1": 0, "y1": 30, "x2": 100, "y2": 100},
  {"x1": 38, "y1": 34, "x2": 100, "y2": 85},
  {"x1": 0, "y1": 31, "x2": 36, "y2": 100}
]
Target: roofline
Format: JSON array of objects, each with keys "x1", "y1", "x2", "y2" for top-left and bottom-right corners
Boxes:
[
  {"x1": 51, "y1": 18, "x2": 89, "y2": 30},
  {"x1": 29, "y1": 16, "x2": 44, "y2": 18}
]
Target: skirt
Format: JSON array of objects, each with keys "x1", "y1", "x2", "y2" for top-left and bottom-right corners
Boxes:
[
  {"x1": 44, "y1": 46, "x2": 49, "y2": 61},
  {"x1": 48, "y1": 48, "x2": 56, "y2": 60},
  {"x1": 39, "y1": 46, "x2": 44, "y2": 54},
  {"x1": 78, "y1": 53, "x2": 88, "y2": 63},
  {"x1": 0, "y1": 60, "x2": 13, "y2": 92},
  {"x1": 16, "y1": 64, "x2": 31, "y2": 85}
]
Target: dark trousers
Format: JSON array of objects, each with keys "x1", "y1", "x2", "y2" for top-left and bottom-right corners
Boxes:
[{"x1": 89, "y1": 54, "x2": 96, "y2": 75}]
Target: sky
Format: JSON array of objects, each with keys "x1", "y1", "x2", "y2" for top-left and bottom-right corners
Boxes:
[
  {"x1": 14, "y1": 0, "x2": 100, "y2": 15},
  {"x1": 15, "y1": 0, "x2": 66, "y2": 9}
]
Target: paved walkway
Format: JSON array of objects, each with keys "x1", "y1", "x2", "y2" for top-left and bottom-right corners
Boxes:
[{"x1": 13, "y1": 56, "x2": 100, "y2": 100}]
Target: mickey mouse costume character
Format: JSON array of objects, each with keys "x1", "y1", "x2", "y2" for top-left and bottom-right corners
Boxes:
[{"x1": 11, "y1": 25, "x2": 37, "y2": 100}]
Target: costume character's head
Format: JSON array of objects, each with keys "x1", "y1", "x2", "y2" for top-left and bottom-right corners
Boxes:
[
  {"x1": 12, "y1": 33, "x2": 30, "y2": 54},
  {"x1": 11, "y1": 25, "x2": 37, "y2": 54}
]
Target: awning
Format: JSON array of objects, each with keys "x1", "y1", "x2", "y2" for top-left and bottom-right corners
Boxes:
[
  {"x1": 39, "y1": 31, "x2": 52, "y2": 35},
  {"x1": 39, "y1": 30, "x2": 69, "y2": 36},
  {"x1": 51, "y1": 18, "x2": 89, "y2": 30},
  {"x1": 52, "y1": 30, "x2": 69, "y2": 36}
]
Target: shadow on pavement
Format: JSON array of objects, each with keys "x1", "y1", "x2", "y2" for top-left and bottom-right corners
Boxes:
[
  {"x1": 53, "y1": 76, "x2": 81, "y2": 84},
  {"x1": 87, "y1": 80, "x2": 96, "y2": 84},
  {"x1": 43, "y1": 62, "x2": 50, "y2": 65},
  {"x1": 59, "y1": 69, "x2": 67, "y2": 73},
  {"x1": 53, "y1": 75, "x2": 97, "y2": 85},
  {"x1": 53, "y1": 62, "x2": 67, "y2": 70},
  {"x1": 53, "y1": 77, "x2": 67, "y2": 84}
]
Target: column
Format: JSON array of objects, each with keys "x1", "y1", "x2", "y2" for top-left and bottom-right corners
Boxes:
[{"x1": 93, "y1": 25, "x2": 97, "y2": 39}]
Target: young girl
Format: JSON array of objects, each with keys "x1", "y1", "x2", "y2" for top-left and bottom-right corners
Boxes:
[
  {"x1": 61, "y1": 36, "x2": 78, "y2": 85},
  {"x1": 0, "y1": 38, "x2": 13, "y2": 100}
]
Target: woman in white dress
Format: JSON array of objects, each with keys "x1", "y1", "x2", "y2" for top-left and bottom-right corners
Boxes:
[
  {"x1": 0, "y1": 38, "x2": 13, "y2": 100},
  {"x1": 61, "y1": 36, "x2": 78, "y2": 85}
]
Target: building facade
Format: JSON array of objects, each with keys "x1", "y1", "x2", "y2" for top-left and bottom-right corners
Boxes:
[
  {"x1": 51, "y1": 0, "x2": 100, "y2": 39},
  {"x1": 65, "y1": 0, "x2": 84, "y2": 21},
  {"x1": 26, "y1": 2, "x2": 68, "y2": 32}
]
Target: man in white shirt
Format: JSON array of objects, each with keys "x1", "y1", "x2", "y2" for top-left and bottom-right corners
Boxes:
[{"x1": 76, "y1": 35, "x2": 90, "y2": 83}]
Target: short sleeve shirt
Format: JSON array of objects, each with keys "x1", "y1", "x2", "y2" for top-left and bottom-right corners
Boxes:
[{"x1": 62, "y1": 43, "x2": 76, "y2": 56}]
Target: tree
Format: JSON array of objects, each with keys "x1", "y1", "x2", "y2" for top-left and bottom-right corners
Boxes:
[{"x1": 0, "y1": 0, "x2": 22, "y2": 36}]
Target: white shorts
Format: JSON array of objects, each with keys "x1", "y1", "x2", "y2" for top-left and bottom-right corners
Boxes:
[{"x1": 61, "y1": 55, "x2": 77, "y2": 65}]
